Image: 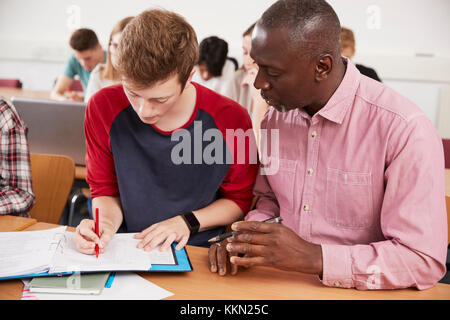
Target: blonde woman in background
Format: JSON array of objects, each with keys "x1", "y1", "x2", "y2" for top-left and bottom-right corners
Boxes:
[
  {"x1": 84, "y1": 16, "x2": 134, "y2": 102},
  {"x1": 224, "y1": 23, "x2": 268, "y2": 151}
]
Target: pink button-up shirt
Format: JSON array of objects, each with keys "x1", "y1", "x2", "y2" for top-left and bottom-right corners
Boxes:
[{"x1": 247, "y1": 59, "x2": 447, "y2": 290}]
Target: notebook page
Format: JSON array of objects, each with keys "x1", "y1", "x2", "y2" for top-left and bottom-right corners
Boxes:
[
  {"x1": 49, "y1": 232, "x2": 175, "y2": 273},
  {"x1": 0, "y1": 226, "x2": 67, "y2": 278}
]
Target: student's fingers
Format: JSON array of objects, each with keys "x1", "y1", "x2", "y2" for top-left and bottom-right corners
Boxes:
[
  {"x1": 137, "y1": 227, "x2": 163, "y2": 249},
  {"x1": 143, "y1": 232, "x2": 168, "y2": 251},
  {"x1": 175, "y1": 235, "x2": 189, "y2": 251},
  {"x1": 74, "y1": 233, "x2": 97, "y2": 255},
  {"x1": 160, "y1": 233, "x2": 177, "y2": 252},
  {"x1": 135, "y1": 224, "x2": 158, "y2": 239},
  {"x1": 77, "y1": 219, "x2": 101, "y2": 242}
]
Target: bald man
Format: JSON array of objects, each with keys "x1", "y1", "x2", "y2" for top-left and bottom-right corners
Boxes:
[{"x1": 208, "y1": 0, "x2": 447, "y2": 290}]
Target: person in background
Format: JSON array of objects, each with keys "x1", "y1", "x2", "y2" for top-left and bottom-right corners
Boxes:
[
  {"x1": 51, "y1": 28, "x2": 106, "y2": 101},
  {"x1": 192, "y1": 36, "x2": 236, "y2": 96},
  {"x1": 0, "y1": 99, "x2": 34, "y2": 217},
  {"x1": 224, "y1": 23, "x2": 268, "y2": 151},
  {"x1": 209, "y1": 0, "x2": 447, "y2": 290},
  {"x1": 84, "y1": 17, "x2": 134, "y2": 102},
  {"x1": 341, "y1": 26, "x2": 382, "y2": 82}
]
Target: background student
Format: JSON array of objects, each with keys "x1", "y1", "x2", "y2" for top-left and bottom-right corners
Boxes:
[
  {"x1": 224, "y1": 23, "x2": 268, "y2": 150},
  {"x1": 84, "y1": 16, "x2": 134, "y2": 102},
  {"x1": 0, "y1": 99, "x2": 35, "y2": 217},
  {"x1": 340, "y1": 26, "x2": 382, "y2": 82},
  {"x1": 74, "y1": 9, "x2": 258, "y2": 255},
  {"x1": 192, "y1": 36, "x2": 236, "y2": 96},
  {"x1": 51, "y1": 28, "x2": 105, "y2": 101}
]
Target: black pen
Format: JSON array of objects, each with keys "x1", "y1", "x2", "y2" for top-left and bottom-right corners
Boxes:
[{"x1": 208, "y1": 217, "x2": 283, "y2": 243}]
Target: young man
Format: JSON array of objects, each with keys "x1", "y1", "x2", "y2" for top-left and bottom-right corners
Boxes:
[
  {"x1": 209, "y1": 0, "x2": 447, "y2": 290},
  {"x1": 51, "y1": 28, "x2": 105, "y2": 101},
  {"x1": 74, "y1": 10, "x2": 258, "y2": 253},
  {"x1": 0, "y1": 99, "x2": 35, "y2": 216}
]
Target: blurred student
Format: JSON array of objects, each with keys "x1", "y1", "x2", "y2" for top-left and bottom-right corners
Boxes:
[
  {"x1": 0, "y1": 99, "x2": 34, "y2": 217},
  {"x1": 74, "y1": 9, "x2": 258, "y2": 255},
  {"x1": 84, "y1": 17, "x2": 134, "y2": 102},
  {"x1": 192, "y1": 36, "x2": 236, "y2": 95},
  {"x1": 51, "y1": 28, "x2": 106, "y2": 101},
  {"x1": 341, "y1": 27, "x2": 382, "y2": 82},
  {"x1": 224, "y1": 23, "x2": 268, "y2": 150}
]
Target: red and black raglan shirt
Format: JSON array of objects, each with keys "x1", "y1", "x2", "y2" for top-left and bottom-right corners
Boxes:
[{"x1": 85, "y1": 82, "x2": 258, "y2": 246}]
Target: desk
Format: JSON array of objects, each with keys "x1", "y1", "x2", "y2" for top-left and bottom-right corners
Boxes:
[
  {"x1": 0, "y1": 87, "x2": 50, "y2": 101},
  {"x1": 0, "y1": 220, "x2": 449, "y2": 300},
  {"x1": 0, "y1": 215, "x2": 37, "y2": 232}
]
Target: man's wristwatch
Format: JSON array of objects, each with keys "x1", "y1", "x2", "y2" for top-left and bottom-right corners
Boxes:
[{"x1": 180, "y1": 212, "x2": 200, "y2": 235}]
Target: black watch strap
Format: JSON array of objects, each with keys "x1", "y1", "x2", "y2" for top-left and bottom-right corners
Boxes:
[{"x1": 181, "y1": 211, "x2": 200, "y2": 235}]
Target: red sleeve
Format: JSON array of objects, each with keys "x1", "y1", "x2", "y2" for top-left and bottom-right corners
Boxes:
[
  {"x1": 85, "y1": 85, "x2": 126, "y2": 198},
  {"x1": 214, "y1": 102, "x2": 259, "y2": 214}
]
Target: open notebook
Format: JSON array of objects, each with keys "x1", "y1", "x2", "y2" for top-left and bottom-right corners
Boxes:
[{"x1": 0, "y1": 227, "x2": 192, "y2": 280}]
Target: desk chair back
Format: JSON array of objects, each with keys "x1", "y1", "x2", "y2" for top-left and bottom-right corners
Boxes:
[
  {"x1": 29, "y1": 153, "x2": 75, "y2": 224},
  {"x1": 446, "y1": 196, "x2": 450, "y2": 246},
  {"x1": 443, "y1": 139, "x2": 450, "y2": 169},
  {"x1": 0, "y1": 78, "x2": 22, "y2": 88}
]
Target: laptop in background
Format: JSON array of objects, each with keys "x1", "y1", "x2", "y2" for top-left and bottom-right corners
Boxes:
[{"x1": 11, "y1": 97, "x2": 86, "y2": 166}]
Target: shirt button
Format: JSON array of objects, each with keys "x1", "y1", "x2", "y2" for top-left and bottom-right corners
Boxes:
[
  {"x1": 303, "y1": 205, "x2": 310, "y2": 211},
  {"x1": 334, "y1": 281, "x2": 341, "y2": 287},
  {"x1": 311, "y1": 131, "x2": 317, "y2": 138},
  {"x1": 307, "y1": 168, "x2": 314, "y2": 175}
]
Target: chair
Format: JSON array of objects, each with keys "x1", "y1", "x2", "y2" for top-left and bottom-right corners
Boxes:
[
  {"x1": 53, "y1": 78, "x2": 84, "y2": 92},
  {"x1": 443, "y1": 139, "x2": 450, "y2": 169},
  {"x1": 0, "y1": 78, "x2": 22, "y2": 88},
  {"x1": 69, "y1": 79, "x2": 83, "y2": 92},
  {"x1": 29, "y1": 153, "x2": 75, "y2": 224},
  {"x1": 446, "y1": 196, "x2": 450, "y2": 246}
]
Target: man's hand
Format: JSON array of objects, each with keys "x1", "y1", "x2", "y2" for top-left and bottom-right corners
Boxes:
[
  {"x1": 224, "y1": 221, "x2": 323, "y2": 275},
  {"x1": 135, "y1": 215, "x2": 190, "y2": 251},
  {"x1": 208, "y1": 239, "x2": 241, "y2": 276}
]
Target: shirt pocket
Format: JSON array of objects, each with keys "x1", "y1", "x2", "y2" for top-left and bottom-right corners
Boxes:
[
  {"x1": 266, "y1": 158, "x2": 297, "y2": 214},
  {"x1": 325, "y1": 168, "x2": 373, "y2": 229}
]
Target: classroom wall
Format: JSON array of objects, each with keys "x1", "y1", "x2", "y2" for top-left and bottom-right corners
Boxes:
[{"x1": 0, "y1": 0, "x2": 449, "y2": 128}]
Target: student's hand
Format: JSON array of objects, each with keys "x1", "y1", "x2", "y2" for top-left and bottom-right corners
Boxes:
[
  {"x1": 134, "y1": 215, "x2": 190, "y2": 252},
  {"x1": 69, "y1": 92, "x2": 84, "y2": 102},
  {"x1": 225, "y1": 221, "x2": 323, "y2": 276},
  {"x1": 74, "y1": 219, "x2": 116, "y2": 255},
  {"x1": 208, "y1": 239, "x2": 241, "y2": 276}
]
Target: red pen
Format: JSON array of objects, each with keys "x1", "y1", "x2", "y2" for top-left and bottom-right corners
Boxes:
[{"x1": 95, "y1": 207, "x2": 99, "y2": 258}]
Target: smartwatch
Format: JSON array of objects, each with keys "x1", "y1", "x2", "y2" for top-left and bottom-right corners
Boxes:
[{"x1": 181, "y1": 211, "x2": 200, "y2": 235}]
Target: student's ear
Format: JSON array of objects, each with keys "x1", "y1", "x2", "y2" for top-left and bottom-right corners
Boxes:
[{"x1": 183, "y1": 68, "x2": 197, "y2": 90}]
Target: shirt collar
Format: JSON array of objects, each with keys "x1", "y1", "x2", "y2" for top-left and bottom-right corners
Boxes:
[
  {"x1": 296, "y1": 57, "x2": 361, "y2": 124},
  {"x1": 317, "y1": 57, "x2": 361, "y2": 124}
]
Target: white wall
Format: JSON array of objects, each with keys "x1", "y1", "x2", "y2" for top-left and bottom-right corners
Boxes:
[{"x1": 0, "y1": 0, "x2": 449, "y2": 127}]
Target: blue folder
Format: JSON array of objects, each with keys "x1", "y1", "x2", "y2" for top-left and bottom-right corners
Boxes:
[{"x1": 0, "y1": 243, "x2": 192, "y2": 281}]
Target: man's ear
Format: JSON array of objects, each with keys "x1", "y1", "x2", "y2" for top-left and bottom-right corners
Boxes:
[{"x1": 315, "y1": 54, "x2": 333, "y2": 82}]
